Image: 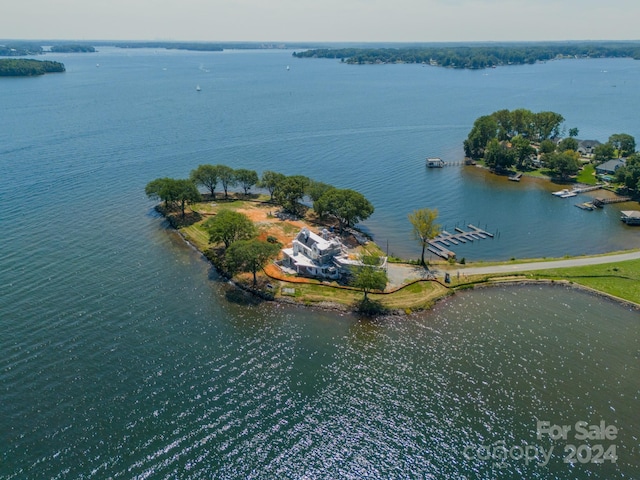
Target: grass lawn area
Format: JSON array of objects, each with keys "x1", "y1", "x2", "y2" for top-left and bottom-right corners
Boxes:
[
  {"x1": 522, "y1": 259, "x2": 640, "y2": 304},
  {"x1": 280, "y1": 280, "x2": 449, "y2": 312},
  {"x1": 576, "y1": 163, "x2": 597, "y2": 185}
]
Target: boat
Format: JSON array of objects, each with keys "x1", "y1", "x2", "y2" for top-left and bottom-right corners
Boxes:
[
  {"x1": 286, "y1": 65, "x2": 290, "y2": 71},
  {"x1": 575, "y1": 202, "x2": 594, "y2": 210},
  {"x1": 559, "y1": 191, "x2": 577, "y2": 198},
  {"x1": 552, "y1": 189, "x2": 569, "y2": 196},
  {"x1": 196, "y1": 85, "x2": 201, "y2": 92},
  {"x1": 508, "y1": 173, "x2": 522, "y2": 182}
]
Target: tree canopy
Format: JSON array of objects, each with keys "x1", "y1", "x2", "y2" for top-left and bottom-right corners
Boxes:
[
  {"x1": 293, "y1": 43, "x2": 640, "y2": 69},
  {"x1": 259, "y1": 171, "x2": 286, "y2": 201},
  {"x1": 234, "y1": 168, "x2": 259, "y2": 195},
  {"x1": 145, "y1": 177, "x2": 201, "y2": 216},
  {"x1": 0, "y1": 59, "x2": 65, "y2": 76},
  {"x1": 408, "y1": 208, "x2": 440, "y2": 266},
  {"x1": 351, "y1": 264, "x2": 388, "y2": 300},
  {"x1": 608, "y1": 133, "x2": 636, "y2": 158},
  {"x1": 190, "y1": 164, "x2": 220, "y2": 198},
  {"x1": 464, "y1": 108, "x2": 566, "y2": 161},
  {"x1": 319, "y1": 188, "x2": 374, "y2": 232},
  {"x1": 225, "y1": 239, "x2": 280, "y2": 285},
  {"x1": 204, "y1": 209, "x2": 256, "y2": 248}
]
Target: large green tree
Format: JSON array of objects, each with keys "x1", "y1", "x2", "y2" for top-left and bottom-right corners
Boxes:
[
  {"x1": 259, "y1": 171, "x2": 286, "y2": 201},
  {"x1": 216, "y1": 165, "x2": 236, "y2": 199},
  {"x1": 225, "y1": 239, "x2": 280, "y2": 286},
  {"x1": 234, "y1": 168, "x2": 259, "y2": 196},
  {"x1": 608, "y1": 133, "x2": 636, "y2": 158},
  {"x1": 614, "y1": 153, "x2": 640, "y2": 192},
  {"x1": 204, "y1": 209, "x2": 256, "y2": 248},
  {"x1": 464, "y1": 115, "x2": 498, "y2": 158},
  {"x1": 484, "y1": 138, "x2": 515, "y2": 171},
  {"x1": 173, "y1": 179, "x2": 201, "y2": 217},
  {"x1": 145, "y1": 177, "x2": 200, "y2": 216},
  {"x1": 145, "y1": 177, "x2": 176, "y2": 209},
  {"x1": 408, "y1": 208, "x2": 440, "y2": 266},
  {"x1": 593, "y1": 143, "x2": 616, "y2": 163},
  {"x1": 190, "y1": 164, "x2": 219, "y2": 198},
  {"x1": 273, "y1": 175, "x2": 309, "y2": 215},
  {"x1": 511, "y1": 135, "x2": 535, "y2": 169},
  {"x1": 321, "y1": 188, "x2": 374, "y2": 233},
  {"x1": 546, "y1": 151, "x2": 581, "y2": 179},
  {"x1": 532, "y1": 111, "x2": 564, "y2": 140},
  {"x1": 351, "y1": 265, "x2": 388, "y2": 300}
]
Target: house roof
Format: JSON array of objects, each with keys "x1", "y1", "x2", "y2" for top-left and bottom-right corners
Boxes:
[
  {"x1": 578, "y1": 139, "x2": 602, "y2": 148},
  {"x1": 596, "y1": 159, "x2": 625, "y2": 172}
]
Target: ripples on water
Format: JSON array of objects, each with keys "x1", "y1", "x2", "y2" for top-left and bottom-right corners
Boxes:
[{"x1": 1, "y1": 49, "x2": 639, "y2": 479}]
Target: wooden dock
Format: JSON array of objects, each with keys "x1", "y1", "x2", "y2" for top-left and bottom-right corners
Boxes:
[
  {"x1": 594, "y1": 196, "x2": 632, "y2": 206},
  {"x1": 428, "y1": 224, "x2": 495, "y2": 259}
]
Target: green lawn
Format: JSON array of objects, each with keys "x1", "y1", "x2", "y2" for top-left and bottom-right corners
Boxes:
[
  {"x1": 576, "y1": 163, "x2": 597, "y2": 185},
  {"x1": 523, "y1": 259, "x2": 640, "y2": 304}
]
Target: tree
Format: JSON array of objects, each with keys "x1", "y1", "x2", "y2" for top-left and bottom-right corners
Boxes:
[
  {"x1": 190, "y1": 164, "x2": 219, "y2": 198},
  {"x1": 259, "y1": 171, "x2": 286, "y2": 201},
  {"x1": 532, "y1": 111, "x2": 564, "y2": 141},
  {"x1": 615, "y1": 153, "x2": 640, "y2": 192},
  {"x1": 321, "y1": 188, "x2": 374, "y2": 233},
  {"x1": 351, "y1": 265, "x2": 387, "y2": 301},
  {"x1": 608, "y1": 133, "x2": 636, "y2": 158},
  {"x1": 484, "y1": 138, "x2": 515, "y2": 171},
  {"x1": 510, "y1": 135, "x2": 535, "y2": 169},
  {"x1": 546, "y1": 151, "x2": 581, "y2": 179},
  {"x1": 408, "y1": 208, "x2": 440, "y2": 266},
  {"x1": 145, "y1": 177, "x2": 200, "y2": 216},
  {"x1": 234, "y1": 168, "x2": 259, "y2": 196},
  {"x1": 216, "y1": 164, "x2": 236, "y2": 199},
  {"x1": 593, "y1": 143, "x2": 615, "y2": 163},
  {"x1": 145, "y1": 177, "x2": 176, "y2": 209},
  {"x1": 539, "y1": 139, "x2": 556, "y2": 155},
  {"x1": 173, "y1": 179, "x2": 201, "y2": 217},
  {"x1": 557, "y1": 137, "x2": 579, "y2": 152},
  {"x1": 204, "y1": 209, "x2": 256, "y2": 248},
  {"x1": 273, "y1": 175, "x2": 309, "y2": 215},
  {"x1": 225, "y1": 239, "x2": 279, "y2": 286},
  {"x1": 464, "y1": 115, "x2": 498, "y2": 158},
  {"x1": 568, "y1": 127, "x2": 579, "y2": 138}
]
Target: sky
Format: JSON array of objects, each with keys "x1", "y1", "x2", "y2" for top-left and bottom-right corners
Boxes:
[{"x1": 3, "y1": 0, "x2": 639, "y2": 43}]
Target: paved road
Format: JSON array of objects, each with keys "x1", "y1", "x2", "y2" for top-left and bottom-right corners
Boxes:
[{"x1": 388, "y1": 250, "x2": 640, "y2": 285}]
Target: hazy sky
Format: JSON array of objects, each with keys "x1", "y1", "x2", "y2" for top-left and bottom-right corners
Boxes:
[{"x1": 4, "y1": 0, "x2": 639, "y2": 43}]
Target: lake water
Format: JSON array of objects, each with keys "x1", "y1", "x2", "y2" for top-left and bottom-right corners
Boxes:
[{"x1": 0, "y1": 48, "x2": 639, "y2": 479}]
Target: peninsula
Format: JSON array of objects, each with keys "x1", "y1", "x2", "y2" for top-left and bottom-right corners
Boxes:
[{"x1": 147, "y1": 165, "x2": 640, "y2": 314}]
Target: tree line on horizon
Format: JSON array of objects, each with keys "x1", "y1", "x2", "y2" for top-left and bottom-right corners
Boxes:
[{"x1": 292, "y1": 42, "x2": 640, "y2": 69}]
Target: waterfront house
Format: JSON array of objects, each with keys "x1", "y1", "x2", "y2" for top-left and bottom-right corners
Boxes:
[
  {"x1": 281, "y1": 228, "x2": 387, "y2": 280},
  {"x1": 595, "y1": 159, "x2": 626, "y2": 175},
  {"x1": 577, "y1": 140, "x2": 602, "y2": 156}
]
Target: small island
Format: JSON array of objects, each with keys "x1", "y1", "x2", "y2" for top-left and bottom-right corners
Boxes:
[
  {"x1": 147, "y1": 164, "x2": 640, "y2": 314},
  {"x1": 0, "y1": 59, "x2": 65, "y2": 76}
]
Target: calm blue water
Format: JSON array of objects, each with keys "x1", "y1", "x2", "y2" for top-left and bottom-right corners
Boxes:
[{"x1": 1, "y1": 48, "x2": 639, "y2": 479}]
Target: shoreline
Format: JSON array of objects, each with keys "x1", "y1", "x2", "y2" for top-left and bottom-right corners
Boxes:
[{"x1": 160, "y1": 203, "x2": 640, "y2": 315}]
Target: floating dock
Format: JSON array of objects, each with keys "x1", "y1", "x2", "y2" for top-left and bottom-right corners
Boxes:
[{"x1": 428, "y1": 225, "x2": 495, "y2": 259}]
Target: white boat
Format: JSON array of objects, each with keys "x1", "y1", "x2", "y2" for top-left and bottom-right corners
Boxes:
[
  {"x1": 560, "y1": 191, "x2": 577, "y2": 198},
  {"x1": 552, "y1": 189, "x2": 569, "y2": 196},
  {"x1": 196, "y1": 84, "x2": 201, "y2": 92}
]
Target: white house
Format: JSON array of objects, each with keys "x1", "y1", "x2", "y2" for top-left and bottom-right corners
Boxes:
[{"x1": 280, "y1": 228, "x2": 387, "y2": 280}]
